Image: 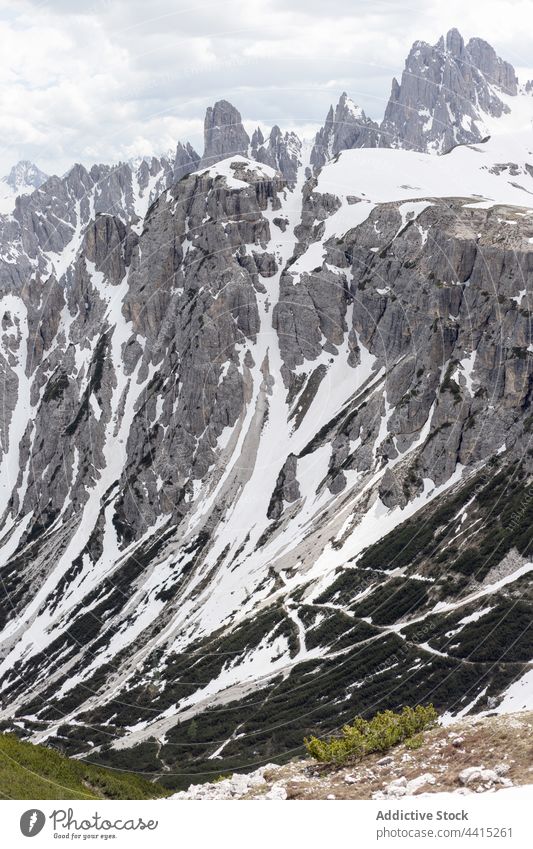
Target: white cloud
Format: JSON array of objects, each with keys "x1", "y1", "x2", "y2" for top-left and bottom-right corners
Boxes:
[{"x1": 0, "y1": 0, "x2": 530, "y2": 175}]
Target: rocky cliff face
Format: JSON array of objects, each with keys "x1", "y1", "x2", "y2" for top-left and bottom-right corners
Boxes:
[
  {"x1": 200, "y1": 99, "x2": 251, "y2": 168},
  {"x1": 0, "y1": 31, "x2": 532, "y2": 791},
  {"x1": 252, "y1": 125, "x2": 302, "y2": 185},
  {"x1": 310, "y1": 29, "x2": 520, "y2": 169},
  {"x1": 381, "y1": 29, "x2": 517, "y2": 152},
  {"x1": 310, "y1": 93, "x2": 381, "y2": 169}
]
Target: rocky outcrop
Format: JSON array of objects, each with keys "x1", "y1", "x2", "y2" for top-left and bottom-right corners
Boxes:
[
  {"x1": 311, "y1": 93, "x2": 381, "y2": 169},
  {"x1": 199, "y1": 101, "x2": 301, "y2": 182},
  {"x1": 170, "y1": 712, "x2": 532, "y2": 799},
  {"x1": 309, "y1": 30, "x2": 520, "y2": 170},
  {"x1": 381, "y1": 28, "x2": 517, "y2": 151},
  {"x1": 252, "y1": 125, "x2": 302, "y2": 184},
  {"x1": 199, "y1": 99, "x2": 250, "y2": 169},
  {"x1": 172, "y1": 141, "x2": 200, "y2": 181}
]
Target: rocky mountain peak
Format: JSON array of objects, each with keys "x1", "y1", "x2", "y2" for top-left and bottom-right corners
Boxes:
[
  {"x1": 310, "y1": 91, "x2": 380, "y2": 170},
  {"x1": 466, "y1": 36, "x2": 517, "y2": 95},
  {"x1": 173, "y1": 141, "x2": 200, "y2": 181},
  {"x1": 381, "y1": 28, "x2": 517, "y2": 152},
  {"x1": 251, "y1": 126, "x2": 265, "y2": 147},
  {"x1": 2, "y1": 159, "x2": 49, "y2": 192},
  {"x1": 439, "y1": 26, "x2": 465, "y2": 56},
  {"x1": 200, "y1": 99, "x2": 250, "y2": 169},
  {"x1": 0, "y1": 28, "x2": 532, "y2": 793},
  {"x1": 252, "y1": 124, "x2": 302, "y2": 185}
]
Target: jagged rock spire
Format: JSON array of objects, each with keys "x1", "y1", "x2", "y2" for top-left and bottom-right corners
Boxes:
[
  {"x1": 310, "y1": 92, "x2": 380, "y2": 170},
  {"x1": 381, "y1": 28, "x2": 518, "y2": 152},
  {"x1": 199, "y1": 99, "x2": 250, "y2": 169}
]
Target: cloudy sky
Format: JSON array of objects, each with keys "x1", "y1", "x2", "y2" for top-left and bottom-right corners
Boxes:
[{"x1": 0, "y1": 0, "x2": 532, "y2": 175}]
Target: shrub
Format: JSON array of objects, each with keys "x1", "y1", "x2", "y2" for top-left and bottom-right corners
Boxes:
[
  {"x1": 404, "y1": 733, "x2": 424, "y2": 750},
  {"x1": 304, "y1": 704, "x2": 438, "y2": 764}
]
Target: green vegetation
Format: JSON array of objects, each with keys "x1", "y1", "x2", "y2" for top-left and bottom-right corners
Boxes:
[
  {"x1": 0, "y1": 733, "x2": 169, "y2": 800},
  {"x1": 404, "y1": 733, "x2": 424, "y2": 750},
  {"x1": 351, "y1": 577, "x2": 430, "y2": 625},
  {"x1": 304, "y1": 705, "x2": 438, "y2": 764}
]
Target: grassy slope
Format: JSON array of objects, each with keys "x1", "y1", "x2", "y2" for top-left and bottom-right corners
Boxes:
[{"x1": 0, "y1": 733, "x2": 169, "y2": 800}]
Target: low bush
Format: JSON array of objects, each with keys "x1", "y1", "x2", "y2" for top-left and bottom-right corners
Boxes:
[
  {"x1": 404, "y1": 733, "x2": 424, "y2": 750},
  {"x1": 304, "y1": 704, "x2": 438, "y2": 764}
]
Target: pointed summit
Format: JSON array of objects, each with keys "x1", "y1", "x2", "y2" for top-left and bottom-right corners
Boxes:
[
  {"x1": 445, "y1": 27, "x2": 465, "y2": 56},
  {"x1": 3, "y1": 160, "x2": 48, "y2": 192},
  {"x1": 310, "y1": 92, "x2": 380, "y2": 170},
  {"x1": 252, "y1": 125, "x2": 302, "y2": 185},
  {"x1": 381, "y1": 29, "x2": 518, "y2": 152},
  {"x1": 173, "y1": 141, "x2": 200, "y2": 181},
  {"x1": 199, "y1": 100, "x2": 250, "y2": 169},
  {"x1": 251, "y1": 127, "x2": 265, "y2": 149}
]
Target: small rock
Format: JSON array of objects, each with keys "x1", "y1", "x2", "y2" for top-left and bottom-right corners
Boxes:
[
  {"x1": 458, "y1": 766, "x2": 500, "y2": 787},
  {"x1": 494, "y1": 763, "x2": 511, "y2": 776},
  {"x1": 390, "y1": 776, "x2": 407, "y2": 787},
  {"x1": 264, "y1": 783, "x2": 287, "y2": 800},
  {"x1": 377, "y1": 755, "x2": 393, "y2": 766},
  {"x1": 406, "y1": 773, "x2": 436, "y2": 794},
  {"x1": 382, "y1": 776, "x2": 408, "y2": 798},
  {"x1": 229, "y1": 774, "x2": 250, "y2": 796}
]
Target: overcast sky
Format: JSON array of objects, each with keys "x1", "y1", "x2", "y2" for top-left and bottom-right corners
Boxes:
[{"x1": 0, "y1": 0, "x2": 532, "y2": 175}]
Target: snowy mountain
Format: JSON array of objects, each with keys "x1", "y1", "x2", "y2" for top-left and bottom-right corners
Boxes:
[
  {"x1": 0, "y1": 160, "x2": 49, "y2": 213},
  {"x1": 310, "y1": 93, "x2": 380, "y2": 169},
  {"x1": 4, "y1": 160, "x2": 48, "y2": 193},
  {"x1": 311, "y1": 28, "x2": 520, "y2": 165},
  {"x1": 381, "y1": 28, "x2": 518, "y2": 151},
  {"x1": 0, "y1": 29, "x2": 532, "y2": 791}
]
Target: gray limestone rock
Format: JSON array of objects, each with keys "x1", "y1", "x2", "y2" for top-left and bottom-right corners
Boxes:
[
  {"x1": 381, "y1": 28, "x2": 518, "y2": 152},
  {"x1": 200, "y1": 99, "x2": 250, "y2": 169},
  {"x1": 253, "y1": 125, "x2": 302, "y2": 185},
  {"x1": 311, "y1": 93, "x2": 381, "y2": 170}
]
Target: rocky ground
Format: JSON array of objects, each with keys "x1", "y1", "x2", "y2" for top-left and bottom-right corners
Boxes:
[{"x1": 170, "y1": 710, "x2": 533, "y2": 800}]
